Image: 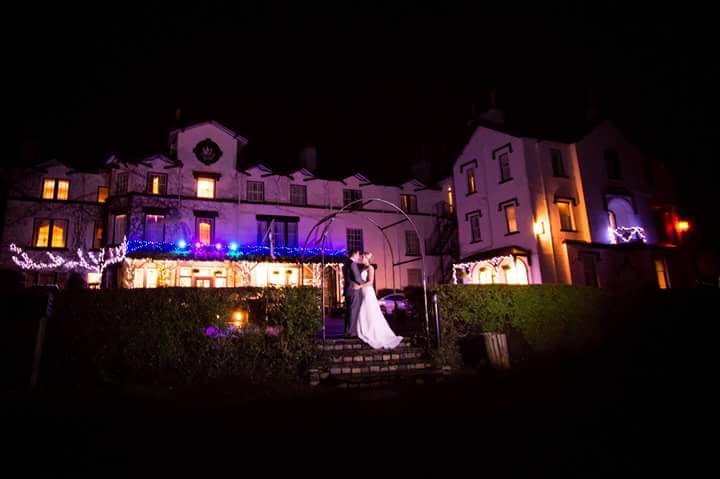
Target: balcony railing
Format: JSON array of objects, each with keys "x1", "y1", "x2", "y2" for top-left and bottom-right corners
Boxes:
[{"x1": 609, "y1": 226, "x2": 647, "y2": 244}]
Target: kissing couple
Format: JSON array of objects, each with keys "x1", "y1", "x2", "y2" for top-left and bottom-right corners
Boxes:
[{"x1": 343, "y1": 250, "x2": 403, "y2": 350}]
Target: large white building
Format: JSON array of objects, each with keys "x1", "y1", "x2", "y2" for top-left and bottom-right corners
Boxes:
[
  {"x1": 450, "y1": 110, "x2": 692, "y2": 289},
  {"x1": 1, "y1": 121, "x2": 449, "y2": 307},
  {"x1": 1, "y1": 113, "x2": 693, "y2": 294}
]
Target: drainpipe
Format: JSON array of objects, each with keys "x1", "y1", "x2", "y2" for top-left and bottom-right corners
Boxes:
[{"x1": 534, "y1": 140, "x2": 560, "y2": 283}]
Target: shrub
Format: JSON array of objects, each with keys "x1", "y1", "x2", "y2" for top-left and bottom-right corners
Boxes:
[{"x1": 44, "y1": 287, "x2": 321, "y2": 386}]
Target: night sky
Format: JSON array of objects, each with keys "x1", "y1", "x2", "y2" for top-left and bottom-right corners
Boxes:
[{"x1": 8, "y1": 2, "x2": 719, "y2": 254}]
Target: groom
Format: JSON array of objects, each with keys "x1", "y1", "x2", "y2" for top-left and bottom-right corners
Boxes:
[{"x1": 342, "y1": 249, "x2": 367, "y2": 337}]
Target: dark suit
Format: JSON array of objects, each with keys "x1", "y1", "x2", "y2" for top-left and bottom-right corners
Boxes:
[{"x1": 342, "y1": 258, "x2": 364, "y2": 336}]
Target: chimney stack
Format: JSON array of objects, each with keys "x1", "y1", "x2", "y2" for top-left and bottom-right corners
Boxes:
[
  {"x1": 299, "y1": 145, "x2": 317, "y2": 172},
  {"x1": 479, "y1": 89, "x2": 505, "y2": 126}
]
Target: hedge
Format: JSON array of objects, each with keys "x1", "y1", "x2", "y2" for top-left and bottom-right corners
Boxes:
[
  {"x1": 43, "y1": 287, "x2": 322, "y2": 386},
  {"x1": 403, "y1": 284, "x2": 619, "y2": 368}
]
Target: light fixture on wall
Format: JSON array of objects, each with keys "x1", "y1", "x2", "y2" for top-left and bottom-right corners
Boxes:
[
  {"x1": 677, "y1": 220, "x2": 690, "y2": 233},
  {"x1": 533, "y1": 220, "x2": 545, "y2": 236}
]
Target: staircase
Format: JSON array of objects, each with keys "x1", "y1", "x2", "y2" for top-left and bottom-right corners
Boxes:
[{"x1": 310, "y1": 337, "x2": 444, "y2": 389}]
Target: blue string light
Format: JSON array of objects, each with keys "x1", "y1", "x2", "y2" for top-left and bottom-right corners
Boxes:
[{"x1": 126, "y1": 239, "x2": 346, "y2": 260}]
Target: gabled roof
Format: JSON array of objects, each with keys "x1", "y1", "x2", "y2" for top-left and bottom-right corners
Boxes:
[{"x1": 170, "y1": 120, "x2": 249, "y2": 144}]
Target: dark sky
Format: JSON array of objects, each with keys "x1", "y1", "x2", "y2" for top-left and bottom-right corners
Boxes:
[{"x1": 8, "y1": 2, "x2": 719, "y2": 249}]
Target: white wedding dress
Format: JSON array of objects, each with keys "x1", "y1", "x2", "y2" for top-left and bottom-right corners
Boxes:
[{"x1": 356, "y1": 269, "x2": 404, "y2": 350}]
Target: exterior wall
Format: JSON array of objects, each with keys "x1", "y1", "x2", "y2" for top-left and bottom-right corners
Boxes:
[
  {"x1": 575, "y1": 121, "x2": 660, "y2": 245},
  {"x1": 2, "y1": 122, "x2": 445, "y2": 290},
  {"x1": 453, "y1": 127, "x2": 542, "y2": 283},
  {"x1": 0, "y1": 161, "x2": 108, "y2": 271}
]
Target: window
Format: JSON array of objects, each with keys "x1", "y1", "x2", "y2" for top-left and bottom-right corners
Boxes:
[
  {"x1": 407, "y1": 269, "x2": 422, "y2": 287},
  {"x1": 655, "y1": 258, "x2": 670, "y2": 289},
  {"x1": 145, "y1": 215, "x2": 165, "y2": 242},
  {"x1": 33, "y1": 219, "x2": 67, "y2": 248},
  {"x1": 499, "y1": 153, "x2": 512, "y2": 182},
  {"x1": 97, "y1": 186, "x2": 109, "y2": 203},
  {"x1": 197, "y1": 218, "x2": 214, "y2": 244},
  {"x1": 401, "y1": 194, "x2": 418, "y2": 213},
  {"x1": 551, "y1": 149, "x2": 566, "y2": 177},
  {"x1": 290, "y1": 184, "x2": 307, "y2": 205},
  {"x1": 247, "y1": 181, "x2": 265, "y2": 202},
  {"x1": 146, "y1": 173, "x2": 167, "y2": 195},
  {"x1": 116, "y1": 173, "x2": 128, "y2": 193},
  {"x1": 343, "y1": 189, "x2": 362, "y2": 208},
  {"x1": 197, "y1": 177, "x2": 216, "y2": 199},
  {"x1": 469, "y1": 214, "x2": 482, "y2": 242},
  {"x1": 466, "y1": 168, "x2": 477, "y2": 194},
  {"x1": 557, "y1": 200, "x2": 576, "y2": 231},
  {"x1": 41, "y1": 178, "x2": 70, "y2": 200},
  {"x1": 447, "y1": 186, "x2": 454, "y2": 213},
  {"x1": 581, "y1": 253, "x2": 599, "y2": 287},
  {"x1": 605, "y1": 150, "x2": 622, "y2": 180},
  {"x1": 405, "y1": 230, "x2": 420, "y2": 256},
  {"x1": 504, "y1": 205, "x2": 518, "y2": 233},
  {"x1": 346, "y1": 228, "x2": 364, "y2": 253},
  {"x1": 93, "y1": 223, "x2": 104, "y2": 249},
  {"x1": 112, "y1": 214, "x2": 127, "y2": 244},
  {"x1": 257, "y1": 219, "x2": 299, "y2": 247}
]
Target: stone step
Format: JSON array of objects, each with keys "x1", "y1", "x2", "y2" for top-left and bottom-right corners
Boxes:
[
  {"x1": 328, "y1": 369, "x2": 446, "y2": 389},
  {"x1": 327, "y1": 359, "x2": 433, "y2": 377},
  {"x1": 316, "y1": 338, "x2": 415, "y2": 352},
  {"x1": 324, "y1": 349, "x2": 425, "y2": 364}
]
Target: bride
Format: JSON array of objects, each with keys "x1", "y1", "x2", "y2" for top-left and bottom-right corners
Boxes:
[{"x1": 354, "y1": 252, "x2": 404, "y2": 350}]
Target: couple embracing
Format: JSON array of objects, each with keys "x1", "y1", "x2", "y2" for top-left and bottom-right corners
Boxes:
[{"x1": 342, "y1": 250, "x2": 403, "y2": 350}]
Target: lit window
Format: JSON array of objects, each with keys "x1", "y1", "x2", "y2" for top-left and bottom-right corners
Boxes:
[
  {"x1": 145, "y1": 268, "x2": 158, "y2": 288},
  {"x1": 33, "y1": 219, "x2": 67, "y2": 248},
  {"x1": 198, "y1": 219, "x2": 213, "y2": 244},
  {"x1": 466, "y1": 168, "x2": 476, "y2": 194},
  {"x1": 557, "y1": 200, "x2": 575, "y2": 231},
  {"x1": 608, "y1": 210, "x2": 617, "y2": 230},
  {"x1": 41, "y1": 178, "x2": 70, "y2": 200},
  {"x1": 655, "y1": 258, "x2": 670, "y2": 289},
  {"x1": 197, "y1": 178, "x2": 215, "y2": 199},
  {"x1": 147, "y1": 174, "x2": 167, "y2": 195},
  {"x1": 42, "y1": 179, "x2": 55, "y2": 199},
  {"x1": 401, "y1": 194, "x2": 418, "y2": 213},
  {"x1": 247, "y1": 181, "x2": 265, "y2": 202},
  {"x1": 97, "y1": 186, "x2": 109, "y2": 203},
  {"x1": 87, "y1": 272, "x2": 101, "y2": 289},
  {"x1": 447, "y1": 186, "x2": 454, "y2": 213},
  {"x1": 56, "y1": 180, "x2": 69, "y2": 200},
  {"x1": 504, "y1": 205, "x2": 518, "y2": 233}
]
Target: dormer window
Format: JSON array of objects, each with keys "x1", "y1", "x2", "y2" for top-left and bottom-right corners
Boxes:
[
  {"x1": 247, "y1": 181, "x2": 265, "y2": 202},
  {"x1": 466, "y1": 168, "x2": 477, "y2": 194},
  {"x1": 42, "y1": 178, "x2": 70, "y2": 200},
  {"x1": 146, "y1": 173, "x2": 167, "y2": 195}
]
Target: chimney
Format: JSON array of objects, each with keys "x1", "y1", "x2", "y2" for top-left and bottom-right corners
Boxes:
[
  {"x1": 175, "y1": 107, "x2": 182, "y2": 122},
  {"x1": 299, "y1": 146, "x2": 317, "y2": 172},
  {"x1": 479, "y1": 89, "x2": 504, "y2": 126}
]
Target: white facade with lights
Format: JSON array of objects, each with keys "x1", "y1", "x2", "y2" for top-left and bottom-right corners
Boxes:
[
  {"x1": 1, "y1": 121, "x2": 448, "y2": 302},
  {"x1": 450, "y1": 117, "x2": 692, "y2": 289}
]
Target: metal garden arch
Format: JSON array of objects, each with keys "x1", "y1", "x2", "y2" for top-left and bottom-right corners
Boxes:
[{"x1": 300, "y1": 198, "x2": 430, "y2": 342}]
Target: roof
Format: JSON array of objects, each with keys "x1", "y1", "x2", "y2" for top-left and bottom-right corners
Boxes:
[
  {"x1": 459, "y1": 246, "x2": 532, "y2": 264},
  {"x1": 169, "y1": 120, "x2": 249, "y2": 144}
]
